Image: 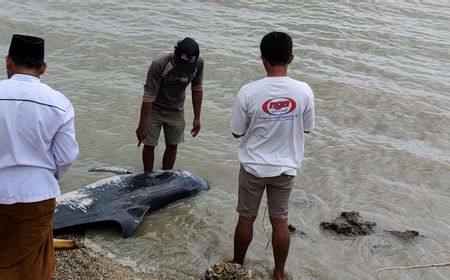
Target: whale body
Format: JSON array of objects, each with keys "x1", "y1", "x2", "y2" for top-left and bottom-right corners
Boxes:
[{"x1": 52, "y1": 169, "x2": 209, "y2": 237}]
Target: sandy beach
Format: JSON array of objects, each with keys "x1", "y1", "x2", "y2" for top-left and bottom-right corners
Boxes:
[
  {"x1": 53, "y1": 234, "x2": 157, "y2": 280},
  {"x1": 53, "y1": 234, "x2": 254, "y2": 280}
]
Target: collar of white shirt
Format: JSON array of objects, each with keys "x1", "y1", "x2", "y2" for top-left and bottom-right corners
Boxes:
[{"x1": 11, "y1": 73, "x2": 40, "y2": 83}]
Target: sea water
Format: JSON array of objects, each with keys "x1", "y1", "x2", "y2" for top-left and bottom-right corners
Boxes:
[{"x1": 1, "y1": 1, "x2": 449, "y2": 279}]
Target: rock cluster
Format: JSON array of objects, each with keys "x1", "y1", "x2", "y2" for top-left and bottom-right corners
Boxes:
[
  {"x1": 320, "y1": 211, "x2": 376, "y2": 235},
  {"x1": 204, "y1": 262, "x2": 252, "y2": 280}
]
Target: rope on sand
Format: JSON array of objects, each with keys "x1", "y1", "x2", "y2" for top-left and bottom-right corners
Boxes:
[
  {"x1": 376, "y1": 262, "x2": 450, "y2": 278},
  {"x1": 262, "y1": 205, "x2": 271, "y2": 250}
]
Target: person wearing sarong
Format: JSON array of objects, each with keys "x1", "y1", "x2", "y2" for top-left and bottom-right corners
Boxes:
[{"x1": 0, "y1": 34, "x2": 79, "y2": 280}]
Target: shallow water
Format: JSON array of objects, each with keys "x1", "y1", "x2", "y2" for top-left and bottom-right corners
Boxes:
[{"x1": 1, "y1": 1, "x2": 449, "y2": 279}]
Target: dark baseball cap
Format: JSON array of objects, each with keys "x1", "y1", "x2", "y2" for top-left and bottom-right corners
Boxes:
[
  {"x1": 173, "y1": 37, "x2": 199, "y2": 74},
  {"x1": 8, "y1": 34, "x2": 45, "y2": 66}
]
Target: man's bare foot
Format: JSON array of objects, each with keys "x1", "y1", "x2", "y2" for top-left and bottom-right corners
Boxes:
[
  {"x1": 273, "y1": 269, "x2": 287, "y2": 280},
  {"x1": 228, "y1": 258, "x2": 243, "y2": 265}
]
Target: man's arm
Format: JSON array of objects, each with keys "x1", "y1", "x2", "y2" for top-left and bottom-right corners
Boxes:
[
  {"x1": 302, "y1": 86, "x2": 315, "y2": 134},
  {"x1": 191, "y1": 88, "x2": 202, "y2": 137},
  {"x1": 52, "y1": 103, "x2": 79, "y2": 179},
  {"x1": 230, "y1": 88, "x2": 249, "y2": 139},
  {"x1": 136, "y1": 53, "x2": 166, "y2": 146},
  {"x1": 136, "y1": 101, "x2": 153, "y2": 147}
]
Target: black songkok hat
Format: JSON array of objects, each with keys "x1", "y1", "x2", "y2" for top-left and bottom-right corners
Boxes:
[{"x1": 8, "y1": 34, "x2": 45, "y2": 65}]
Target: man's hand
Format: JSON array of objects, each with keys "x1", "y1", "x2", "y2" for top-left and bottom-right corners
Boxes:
[
  {"x1": 136, "y1": 125, "x2": 147, "y2": 147},
  {"x1": 136, "y1": 102, "x2": 152, "y2": 147},
  {"x1": 191, "y1": 119, "x2": 201, "y2": 137}
]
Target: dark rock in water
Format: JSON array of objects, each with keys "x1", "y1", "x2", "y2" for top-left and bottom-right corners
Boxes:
[
  {"x1": 320, "y1": 211, "x2": 376, "y2": 236},
  {"x1": 288, "y1": 224, "x2": 297, "y2": 233},
  {"x1": 341, "y1": 211, "x2": 360, "y2": 225},
  {"x1": 288, "y1": 224, "x2": 306, "y2": 237},
  {"x1": 386, "y1": 230, "x2": 419, "y2": 239}
]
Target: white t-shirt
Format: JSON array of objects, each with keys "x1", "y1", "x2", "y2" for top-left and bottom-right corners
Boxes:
[
  {"x1": 230, "y1": 76, "x2": 315, "y2": 177},
  {"x1": 0, "y1": 74, "x2": 79, "y2": 204}
]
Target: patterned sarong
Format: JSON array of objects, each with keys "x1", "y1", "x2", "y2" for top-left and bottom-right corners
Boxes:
[{"x1": 0, "y1": 198, "x2": 56, "y2": 280}]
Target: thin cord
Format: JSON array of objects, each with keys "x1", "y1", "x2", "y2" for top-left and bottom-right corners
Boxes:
[{"x1": 262, "y1": 204, "x2": 271, "y2": 250}]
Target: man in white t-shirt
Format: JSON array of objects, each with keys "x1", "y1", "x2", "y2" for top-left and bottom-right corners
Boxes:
[
  {"x1": 230, "y1": 31, "x2": 315, "y2": 280},
  {"x1": 0, "y1": 34, "x2": 79, "y2": 279}
]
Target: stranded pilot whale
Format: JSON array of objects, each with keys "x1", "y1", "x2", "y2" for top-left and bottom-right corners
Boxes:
[{"x1": 52, "y1": 168, "x2": 209, "y2": 238}]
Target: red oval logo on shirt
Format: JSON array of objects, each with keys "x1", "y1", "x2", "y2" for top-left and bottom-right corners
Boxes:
[{"x1": 262, "y1": 97, "x2": 297, "y2": 115}]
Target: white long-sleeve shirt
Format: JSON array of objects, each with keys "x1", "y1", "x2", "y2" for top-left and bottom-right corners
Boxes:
[{"x1": 0, "y1": 74, "x2": 79, "y2": 204}]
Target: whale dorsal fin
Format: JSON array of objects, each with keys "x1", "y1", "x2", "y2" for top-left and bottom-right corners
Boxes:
[{"x1": 88, "y1": 167, "x2": 133, "y2": 175}]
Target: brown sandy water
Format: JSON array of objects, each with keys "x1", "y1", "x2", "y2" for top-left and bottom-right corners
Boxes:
[{"x1": 1, "y1": 1, "x2": 449, "y2": 279}]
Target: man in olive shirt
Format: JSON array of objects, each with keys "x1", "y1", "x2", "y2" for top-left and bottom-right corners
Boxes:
[{"x1": 135, "y1": 37, "x2": 204, "y2": 174}]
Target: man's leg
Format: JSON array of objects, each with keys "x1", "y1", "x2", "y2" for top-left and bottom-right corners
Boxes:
[
  {"x1": 233, "y1": 166, "x2": 264, "y2": 265},
  {"x1": 143, "y1": 107, "x2": 164, "y2": 174},
  {"x1": 0, "y1": 212, "x2": 12, "y2": 260},
  {"x1": 161, "y1": 109, "x2": 184, "y2": 171},
  {"x1": 142, "y1": 145, "x2": 155, "y2": 174},
  {"x1": 270, "y1": 217, "x2": 290, "y2": 280},
  {"x1": 0, "y1": 199, "x2": 55, "y2": 280},
  {"x1": 266, "y1": 174, "x2": 295, "y2": 280},
  {"x1": 233, "y1": 215, "x2": 256, "y2": 265},
  {"x1": 162, "y1": 143, "x2": 177, "y2": 170}
]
